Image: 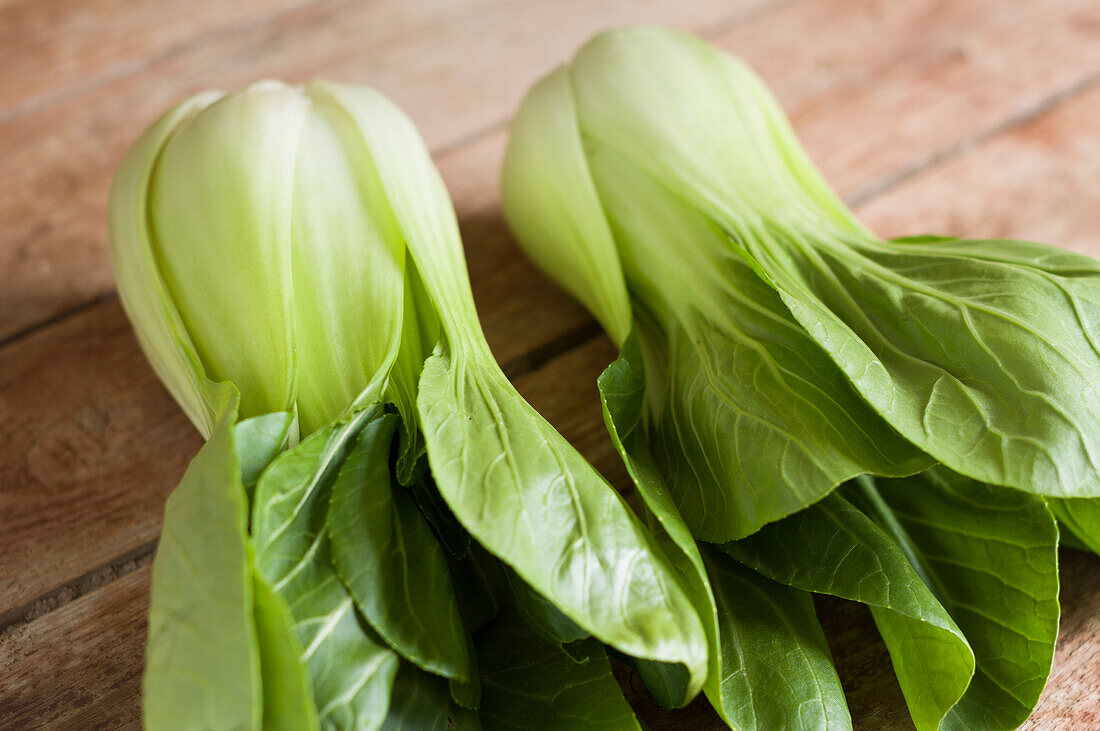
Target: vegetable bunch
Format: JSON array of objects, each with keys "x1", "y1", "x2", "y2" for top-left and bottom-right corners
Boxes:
[
  {"x1": 109, "y1": 79, "x2": 705, "y2": 729},
  {"x1": 108, "y1": 26, "x2": 1100, "y2": 731},
  {"x1": 502, "y1": 27, "x2": 1100, "y2": 730}
]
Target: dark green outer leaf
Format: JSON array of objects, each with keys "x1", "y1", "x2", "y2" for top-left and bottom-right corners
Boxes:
[
  {"x1": 1048, "y1": 497, "x2": 1100, "y2": 555},
  {"x1": 144, "y1": 389, "x2": 261, "y2": 731},
  {"x1": 252, "y1": 410, "x2": 399, "y2": 731},
  {"x1": 446, "y1": 543, "x2": 510, "y2": 637},
  {"x1": 418, "y1": 348, "x2": 709, "y2": 699},
  {"x1": 854, "y1": 469, "x2": 1060, "y2": 730},
  {"x1": 702, "y1": 547, "x2": 851, "y2": 731},
  {"x1": 504, "y1": 567, "x2": 589, "y2": 648},
  {"x1": 722, "y1": 492, "x2": 973, "y2": 731},
  {"x1": 327, "y1": 415, "x2": 474, "y2": 684},
  {"x1": 599, "y1": 335, "x2": 853, "y2": 723},
  {"x1": 476, "y1": 609, "x2": 641, "y2": 731},
  {"x1": 382, "y1": 662, "x2": 481, "y2": 731},
  {"x1": 447, "y1": 673, "x2": 482, "y2": 714},
  {"x1": 406, "y1": 472, "x2": 473, "y2": 560},
  {"x1": 753, "y1": 232, "x2": 1100, "y2": 501}
]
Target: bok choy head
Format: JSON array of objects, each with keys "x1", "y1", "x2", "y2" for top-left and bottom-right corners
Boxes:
[
  {"x1": 502, "y1": 27, "x2": 1100, "y2": 542},
  {"x1": 109, "y1": 81, "x2": 418, "y2": 439},
  {"x1": 110, "y1": 78, "x2": 709, "y2": 709}
]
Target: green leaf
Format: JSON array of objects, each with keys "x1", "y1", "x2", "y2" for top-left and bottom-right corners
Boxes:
[
  {"x1": 382, "y1": 663, "x2": 481, "y2": 731},
  {"x1": 476, "y1": 610, "x2": 641, "y2": 730},
  {"x1": 327, "y1": 414, "x2": 474, "y2": 685},
  {"x1": 702, "y1": 546, "x2": 851, "y2": 730},
  {"x1": 762, "y1": 234, "x2": 1100, "y2": 501},
  {"x1": 597, "y1": 332, "x2": 719, "y2": 710},
  {"x1": 503, "y1": 41, "x2": 930, "y2": 542},
  {"x1": 447, "y1": 543, "x2": 510, "y2": 636},
  {"x1": 236, "y1": 412, "x2": 294, "y2": 493},
  {"x1": 722, "y1": 493, "x2": 973, "y2": 730},
  {"x1": 448, "y1": 674, "x2": 482, "y2": 713},
  {"x1": 1047, "y1": 497, "x2": 1100, "y2": 555},
  {"x1": 252, "y1": 567, "x2": 320, "y2": 731},
  {"x1": 406, "y1": 472, "x2": 473, "y2": 560},
  {"x1": 606, "y1": 145, "x2": 935, "y2": 543},
  {"x1": 852, "y1": 469, "x2": 1060, "y2": 730},
  {"x1": 598, "y1": 333, "x2": 856, "y2": 722},
  {"x1": 418, "y1": 349, "x2": 709, "y2": 700},
  {"x1": 503, "y1": 567, "x2": 589, "y2": 648},
  {"x1": 144, "y1": 387, "x2": 262, "y2": 730},
  {"x1": 252, "y1": 409, "x2": 400, "y2": 730}
]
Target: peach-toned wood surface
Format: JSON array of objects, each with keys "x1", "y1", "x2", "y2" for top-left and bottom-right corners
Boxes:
[{"x1": 1, "y1": 1, "x2": 1098, "y2": 728}]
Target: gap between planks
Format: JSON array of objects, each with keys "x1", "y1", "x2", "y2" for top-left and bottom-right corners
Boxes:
[
  {"x1": 848, "y1": 66, "x2": 1100, "y2": 208},
  {"x1": 0, "y1": 539, "x2": 157, "y2": 632}
]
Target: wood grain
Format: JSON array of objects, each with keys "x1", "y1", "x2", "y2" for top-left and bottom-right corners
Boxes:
[
  {"x1": 0, "y1": 0, "x2": 305, "y2": 115},
  {"x1": 0, "y1": 0, "x2": 762, "y2": 342},
  {"x1": 739, "y1": 0, "x2": 1100, "y2": 204},
  {"x1": 860, "y1": 82, "x2": 1100, "y2": 256},
  {"x1": 0, "y1": 565, "x2": 149, "y2": 729},
  {"x1": 0, "y1": 302, "x2": 198, "y2": 626}
]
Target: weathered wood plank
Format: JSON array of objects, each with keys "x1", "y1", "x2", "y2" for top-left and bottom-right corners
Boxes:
[
  {"x1": 860, "y1": 82, "x2": 1100, "y2": 257},
  {"x1": 0, "y1": 0, "x2": 761, "y2": 341},
  {"x1": 0, "y1": 0, "x2": 305, "y2": 115},
  {"x1": 0, "y1": 304, "x2": 198, "y2": 626},
  {"x1": 0, "y1": 565, "x2": 149, "y2": 729},
  {"x1": 712, "y1": 0, "x2": 1100, "y2": 203}
]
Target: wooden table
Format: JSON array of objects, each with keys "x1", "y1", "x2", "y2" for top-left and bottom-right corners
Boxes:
[{"x1": 2, "y1": 0, "x2": 1098, "y2": 727}]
